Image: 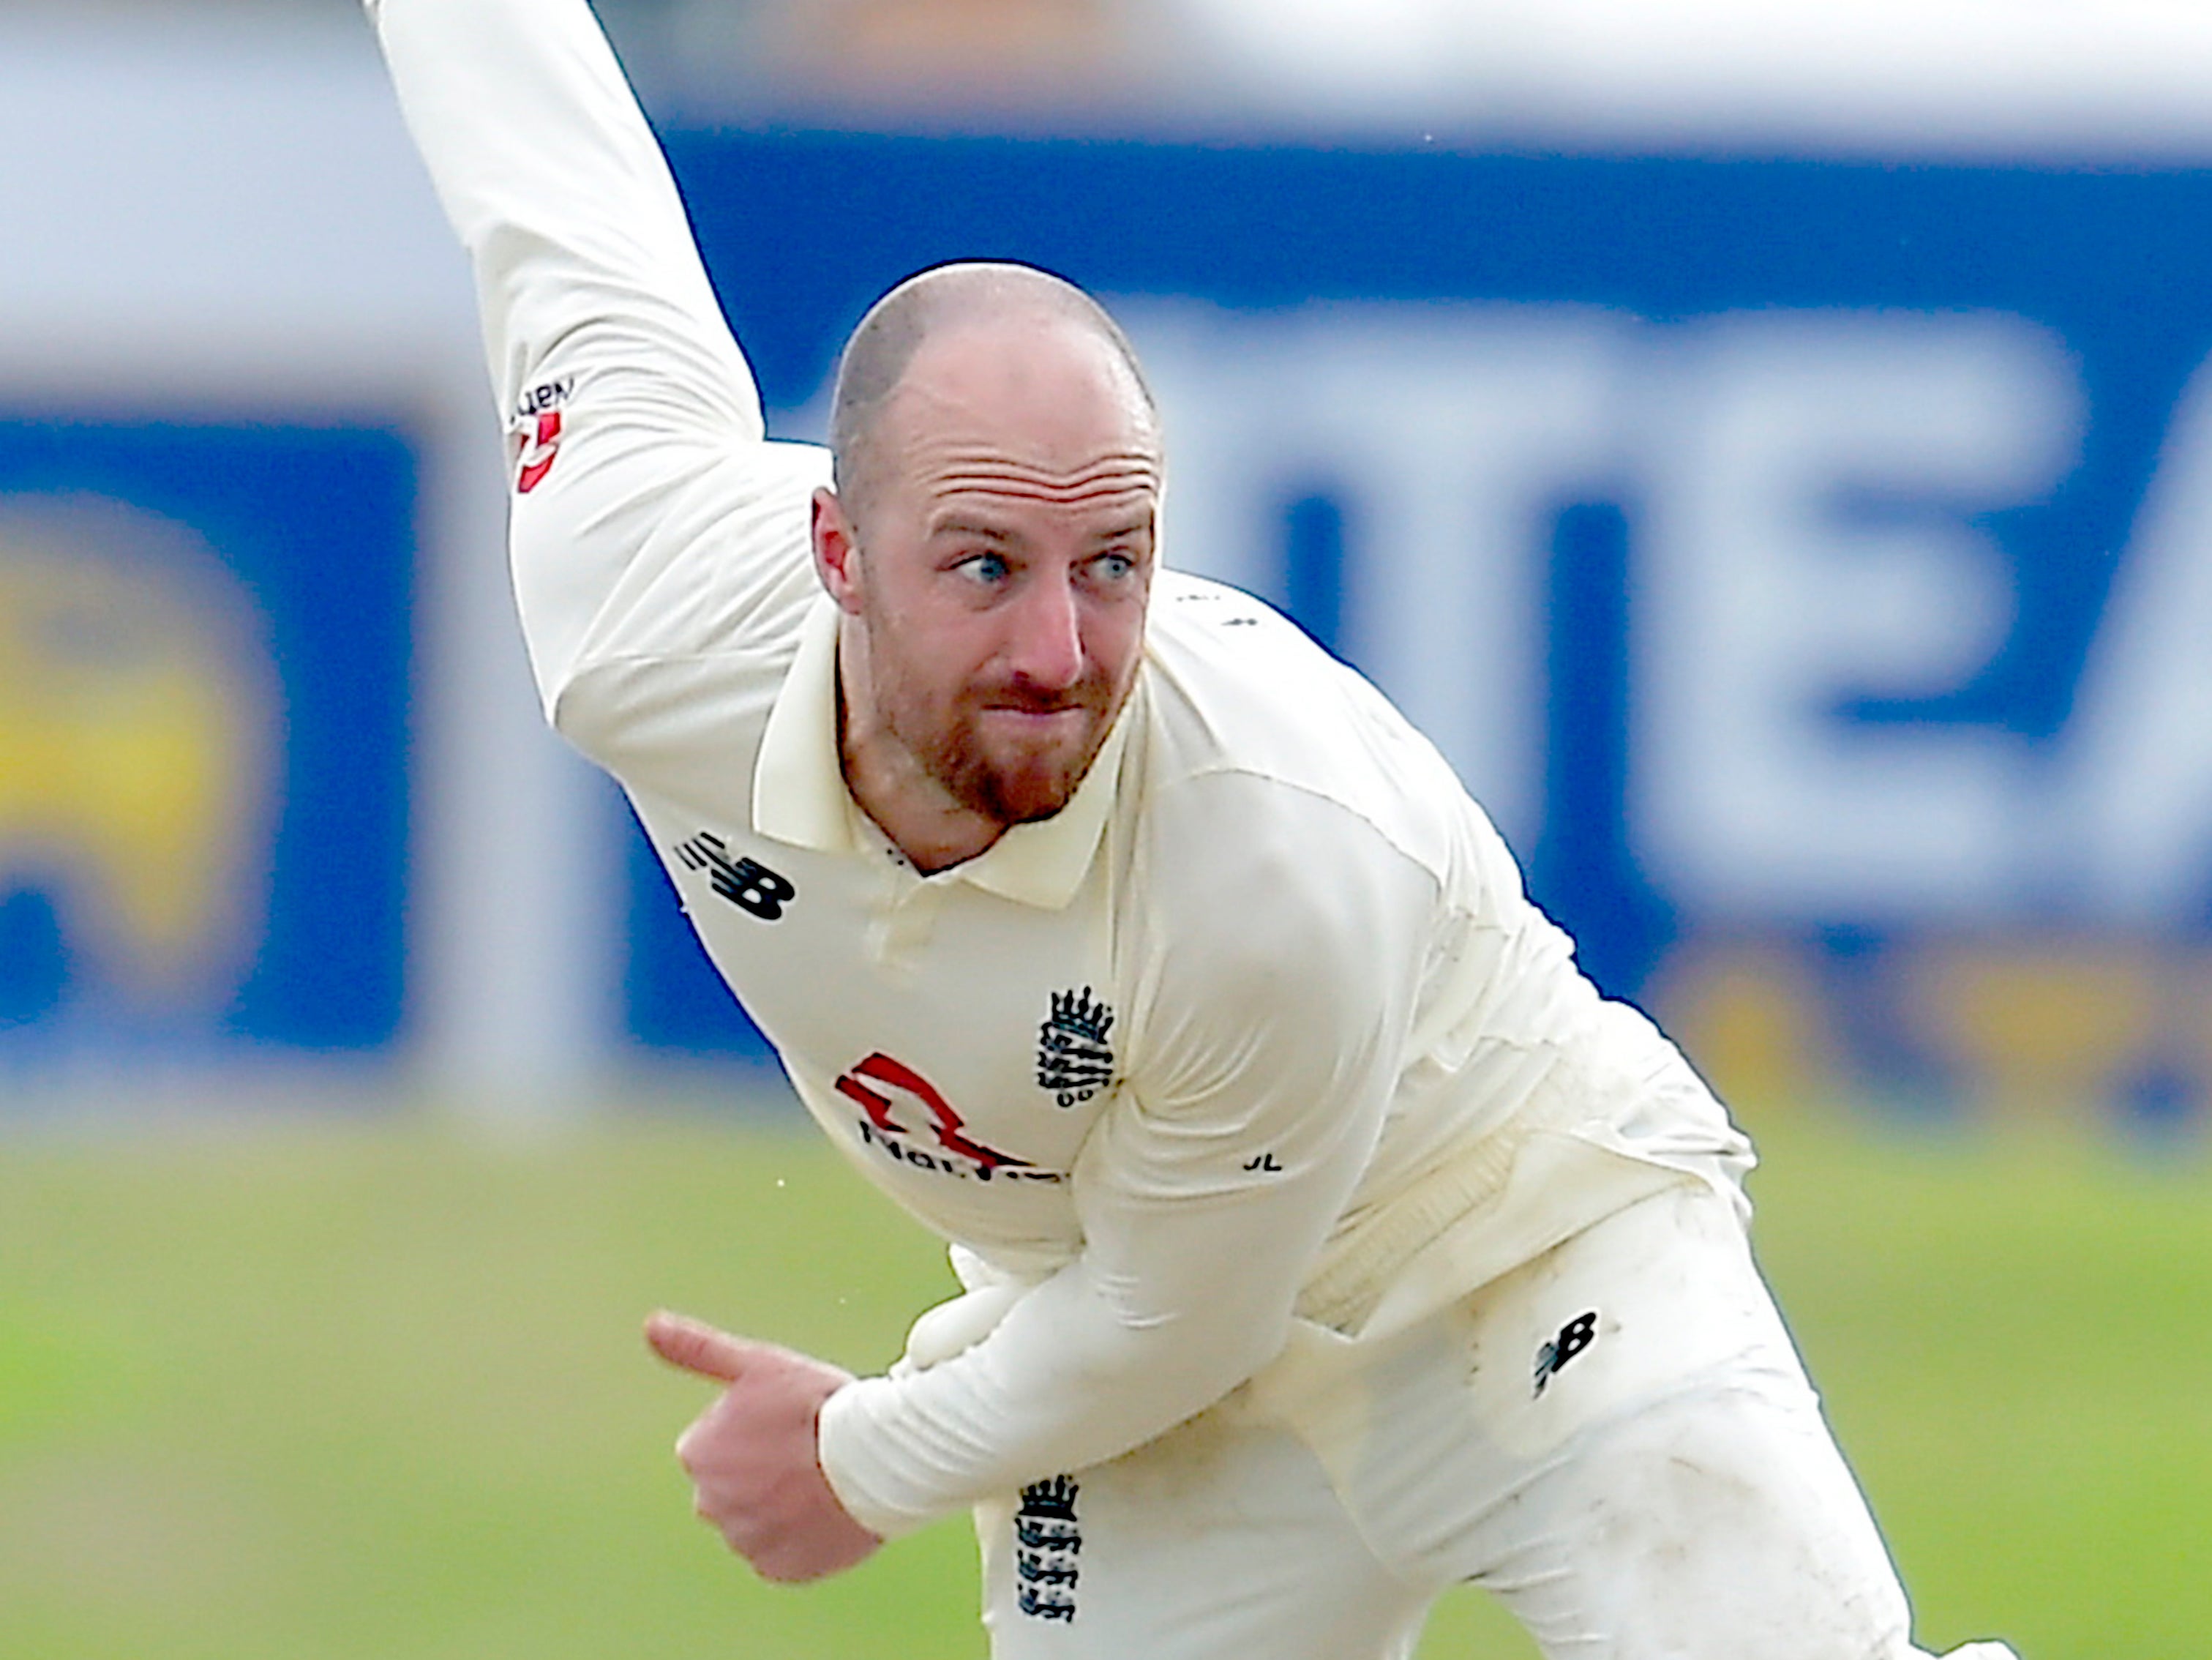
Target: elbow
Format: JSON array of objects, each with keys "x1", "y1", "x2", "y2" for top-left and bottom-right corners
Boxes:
[
  {"x1": 536, "y1": 659, "x2": 629, "y2": 774},
  {"x1": 1205, "y1": 1306, "x2": 1297, "y2": 1396},
  {"x1": 542, "y1": 673, "x2": 582, "y2": 738},
  {"x1": 543, "y1": 675, "x2": 617, "y2": 770},
  {"x1": 1090, "y1": 1293, "x2": 1292, "y2": 1416},
  {"x1": 1153, "y1": 1313, "x2": 1289, "y2": 1424}
]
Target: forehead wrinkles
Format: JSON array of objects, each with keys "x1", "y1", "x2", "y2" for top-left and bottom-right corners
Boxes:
[{"x1": 926, "y1": 451, "x2": 1161, "y2": 509}]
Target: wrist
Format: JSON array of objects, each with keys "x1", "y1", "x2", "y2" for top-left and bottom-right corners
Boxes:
[{"x1": 816, "y1": 1375, "x2": 934, "y2": 1540}]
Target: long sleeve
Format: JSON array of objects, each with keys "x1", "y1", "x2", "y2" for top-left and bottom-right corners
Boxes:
[
  {"x1": 367, "y1": 0, "x2": 820, "y2": 717},
  {"x1": 817, "y1": 773, "x2": 1440, "y2": 1535}
]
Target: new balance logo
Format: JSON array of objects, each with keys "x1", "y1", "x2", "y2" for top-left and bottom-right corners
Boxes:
[
  {"x1": 1533, "y1": 1310, "x2": 1599, "y2": 1397},
  {"x1": 675, "y1": 832, "x2": 795, "y2": 921},
  {"x1": 1036, "y1": 986, "x2": 1115, "y2": 1107}
]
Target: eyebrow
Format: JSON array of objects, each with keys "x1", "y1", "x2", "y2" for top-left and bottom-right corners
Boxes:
[
  {"x1": 927, "y1": 513, "x2": 1155, "y2": 546},
  {"x1": 929, "y1": 516, "x2": 1017, "y2": 543}
]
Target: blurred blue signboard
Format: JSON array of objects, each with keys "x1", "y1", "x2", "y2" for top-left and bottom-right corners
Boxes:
[
  {"x1": 0, "y1": 416, "x2": 414, "y2": 1080},
  {"x1": 628, "y1": 135, "x2": 2212, "y2": 1134}
]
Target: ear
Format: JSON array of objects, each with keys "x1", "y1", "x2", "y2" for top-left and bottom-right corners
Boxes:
[{"x1": 811, "y1": 487, "x2": 865, "y2": 615}]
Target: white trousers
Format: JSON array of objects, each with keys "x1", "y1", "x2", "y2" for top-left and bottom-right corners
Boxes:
[{"x1": 974, "y1": 1183, "x2": 2018, "y2": 1660}]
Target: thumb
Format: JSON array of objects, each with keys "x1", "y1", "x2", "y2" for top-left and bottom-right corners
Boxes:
[{"x1": 645, "y1": 1309, "x2": 753, "y2": 1383}]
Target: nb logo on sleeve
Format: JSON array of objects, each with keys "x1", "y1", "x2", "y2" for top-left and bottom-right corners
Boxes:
[
  {"x1": 675, "y1": 831, "x2": 795, "y2": 921},
  {"x1": 1534, "y1": 1309, "x2": 1600, "y2": 1397}
]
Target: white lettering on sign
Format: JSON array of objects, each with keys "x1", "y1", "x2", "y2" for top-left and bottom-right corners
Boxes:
[
  {"x1": 1131, "y1": 302, "x2": 1624, "y2": 846},
  {"x1": 1128, "y1": 301, "x2": 2212, "y2": 933},
  {"x1": 2066, "y1": 350, "x2": 2212, "y2": 926},
  {"x1": 1631, "y1": 311, "x2": 2081, "y2": 920}
]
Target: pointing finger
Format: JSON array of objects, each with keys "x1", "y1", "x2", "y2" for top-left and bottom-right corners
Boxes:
[{"x1": 645, "y1": 1309, "x2": 753, "y2": 1383}]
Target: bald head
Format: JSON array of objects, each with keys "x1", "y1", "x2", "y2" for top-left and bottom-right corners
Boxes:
[{"x1": 829, "y1": 261, "x2": 1158, "y2": 518}]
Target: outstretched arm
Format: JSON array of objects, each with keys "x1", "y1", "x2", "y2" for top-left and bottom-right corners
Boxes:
[
  {"x1": 367, "y1": 0, "x2": 820, "y2": 719},
  {"x1": 370, "y1": 3, "x2": 850, "y2": 1577}
]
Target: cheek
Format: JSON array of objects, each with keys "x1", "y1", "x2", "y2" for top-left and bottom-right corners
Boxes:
[
  {"x1": 1087, "y1": 608, "x2": 1147, "y2": 682},
  {"x1": 896, "y1": 623, "x2": 1000, "y2": 706},
  {"x1": 872, "y1": 599, "x2": 972, "y2": 684}
]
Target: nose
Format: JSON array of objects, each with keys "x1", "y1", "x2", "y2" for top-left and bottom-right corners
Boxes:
[{"x1": 1005, "y1": 568, "x2": 1086, "y2": 691}]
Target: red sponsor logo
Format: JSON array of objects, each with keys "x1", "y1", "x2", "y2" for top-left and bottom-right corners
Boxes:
[
  {"x1": 835, "y1": 1052, "x2": 1032, "y2": 1176},
  {"x1": 510, "y1": 376, "x2": 574, "y2": 495},
  {"x1": 515, "y1": 409, "x2": 561, "y2": 495}
]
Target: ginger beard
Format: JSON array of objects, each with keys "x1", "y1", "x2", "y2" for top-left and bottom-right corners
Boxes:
[{"x1": 849, "y1": 567, "x2": 1133, "y2": 828}]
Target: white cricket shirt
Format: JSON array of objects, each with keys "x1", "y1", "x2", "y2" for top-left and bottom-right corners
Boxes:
[{"x1": 372, "y1": 0, "x2": 1752, "y2": 1539}]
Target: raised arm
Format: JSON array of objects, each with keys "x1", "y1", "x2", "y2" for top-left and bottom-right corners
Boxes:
[{"x1": 367, "y1": 0, "x2": 820, "y2": 714}]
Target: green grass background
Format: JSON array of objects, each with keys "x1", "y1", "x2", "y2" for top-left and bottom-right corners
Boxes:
[{"x1": 2, "y1": 1094, "x2": 2202, "y2": 1659}]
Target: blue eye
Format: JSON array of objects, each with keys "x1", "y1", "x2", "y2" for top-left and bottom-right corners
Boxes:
[{"x1": 960, "y1": 552, "x2": 1011, "y2": 586}]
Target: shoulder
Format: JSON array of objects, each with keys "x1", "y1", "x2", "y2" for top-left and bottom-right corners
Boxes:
[
  {"x1": 547, "y1": 438, "x2": 829, "y2": 766},
  {"x1": 1139, "y1": 774, "x2": 1436, "y2": 983},
  {"x1": 1123, "y1": 578, "x2": 1455, "y2": 1006},
  {"x1": 1116, "y1": 711, "x2": 1447, "y2": 1111},
  {"x1": 1136, "y1": 571, "x2": 1486, "y2": 901}
]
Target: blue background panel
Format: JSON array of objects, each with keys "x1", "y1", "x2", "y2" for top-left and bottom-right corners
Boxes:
[
  {"x1": 616, "y1": 135, "x2": 2212, "y2": 1133},
  {"x1": 0, "y1": 417, "x2": 416, "y2": 1055}
]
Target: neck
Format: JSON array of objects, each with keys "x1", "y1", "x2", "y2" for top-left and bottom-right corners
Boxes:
[
  {"x1": 835, "y1": 633, "x2": 1007, "y2": 875},
  {"x1": 845, "y1": 742, "x2": 1007, "y2": 875}
]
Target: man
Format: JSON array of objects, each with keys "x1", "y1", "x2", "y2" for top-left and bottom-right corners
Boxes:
[{"x1": 367, "y1": 1, "x2": 2022, "y2": 1654}]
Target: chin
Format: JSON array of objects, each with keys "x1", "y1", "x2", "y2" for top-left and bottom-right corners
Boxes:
[
  {"x1": 970, "y1": 747, "x2": 1093, "y2": 826},
  {"x1": 991, "y1": 771, "x2": 1084, "y2": 826}
]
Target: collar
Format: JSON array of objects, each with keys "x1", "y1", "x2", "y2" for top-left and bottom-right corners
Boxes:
[{"x1": 752, "y1": 596, "x2": 1132, "y2": 911}]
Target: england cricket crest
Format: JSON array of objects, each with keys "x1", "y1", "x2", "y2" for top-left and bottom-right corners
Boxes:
[
  {"x1": 1036, "y1": 986, "x2": 1115, "y2": 1108},
  {"x1": 1013, "y1": 1475, "x2": 1081, "y2": 1623}
]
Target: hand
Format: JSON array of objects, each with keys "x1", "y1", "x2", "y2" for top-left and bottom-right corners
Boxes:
[{"x1": 645, "y1": 1310, "x2": 883, "y2": 1583}]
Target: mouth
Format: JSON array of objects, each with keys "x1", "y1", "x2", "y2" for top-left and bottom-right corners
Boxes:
[
  {"x1": 980, "y1": 688, "x2": 1092, "y2": 718},
  {"x1": 979, "y1": 704, "x2": 1092, "y2": 738}
]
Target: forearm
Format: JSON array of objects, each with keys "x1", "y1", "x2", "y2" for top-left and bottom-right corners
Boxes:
[
  {"x1": 819, "y1": 783, "x2": 1437, "y2": 1535},
  {"x1": 817, "y1": 1143, "x2": 1362, "y2": 1536},
  {"x1": 820, "y1": 1248, "x2": 1288, "y2": 1536}
]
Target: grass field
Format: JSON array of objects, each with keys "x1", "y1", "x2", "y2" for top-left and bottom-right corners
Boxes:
[{"x1": 2, "y1": 1093, "x2": 2204, "y2": 1659}]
